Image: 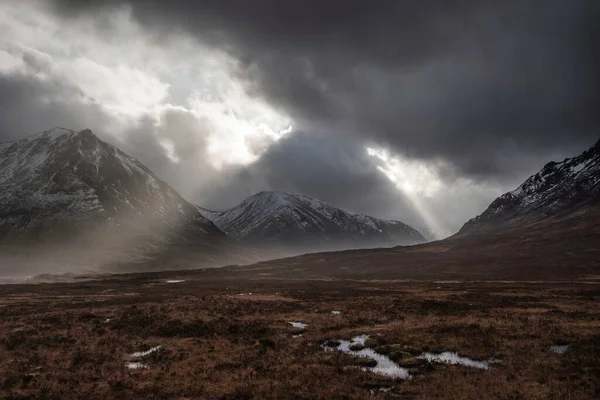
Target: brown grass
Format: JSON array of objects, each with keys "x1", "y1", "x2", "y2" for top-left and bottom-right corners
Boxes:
[{"x1": 1, "y1": 277, "x2": 599, "y2": 399}]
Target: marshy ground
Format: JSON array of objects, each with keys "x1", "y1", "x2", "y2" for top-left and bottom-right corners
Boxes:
[{"x1": 1, "y1": 274, "x2": 599, "y2": 399}]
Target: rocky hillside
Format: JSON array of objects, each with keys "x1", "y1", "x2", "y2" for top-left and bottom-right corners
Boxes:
[
  {"x1": 460, "y1": 138, "x2": 600, "y2": 234},
  {"x1": 0, "y1": 128, "x2": 222, "y2": 237},
  {"x1": 0, "y1": 128, "x2": 253, "y2": 273},
  {"x1": 199, "y1": 191, "x2": 426, "y2": 252}
]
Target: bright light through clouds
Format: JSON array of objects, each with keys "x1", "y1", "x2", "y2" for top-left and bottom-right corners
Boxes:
[
  {"x1": 366, "y1": 146, "x2": 505, "y2": 239},
  {"x1": 0, "y1": 2, "x2": 293, "y2": 169},
  {"x1": 189, "y1": 81, "x2": 293, "y2": 168},
  {"x1": 366, "y1": 147, "x2": 443, "y2": 197},
  {"x1": 366, "y1": 146, "x2": 447, "y2": 238}
]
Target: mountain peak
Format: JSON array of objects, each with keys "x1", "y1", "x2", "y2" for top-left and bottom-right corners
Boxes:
[
  {"x1": 19, "y1": 127, "x2": 98, "y2": 144},
  {"x1": 43, "y1": 127, "x2": 77, "y2": 137},
  {"x1": 249, "y1": 190, "x2": 307, "y2": 204},
  {"x1": 459, "y1": 137, "x2": 600, "y2": 234},
  {"x1": 200, "y1": 191, "x2": 426, "y2": 252},
  {"x1": 0, "y1": 127, "x2": 222, "y2": 240}
]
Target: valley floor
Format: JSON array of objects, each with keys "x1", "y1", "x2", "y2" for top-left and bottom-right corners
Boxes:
[{"x1": 1, "y1": 274, "x2": 599, "y2": 399}]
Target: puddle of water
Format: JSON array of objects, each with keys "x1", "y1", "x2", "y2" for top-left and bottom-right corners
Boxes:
[
  {"x1": 292, "y1": 334, "x2": 303, "y2": 338},
  {"x1": 434, "y1": 280, "x2": 463, "y2": 284},
  {"x1": 289, "y1": 322, "x2": 308, "y2": 329},
  {"x1": 324, "y1": 335, "x2": 410, "y2": 380},
  {"x1": 237, "y1": 293, "x2": 252, "y2": 296},
  {"x1": 418, "y1": 352, "x2": 491, "y2": 370},
  {"x1": 125, "y1": 362, "x2": 148, "y2": 370},
  {"x1": 370, "y1": 386, "x2": 394, "y2": 394},
  {"x1": 331, "y1": 311, "x2": 341, "y2": 315},
  {"x1": 351, "y1": 334, "x2": 369, "y2": 346},
  {"x1": 550, "y1": 345, "x2": 569, "y2": 355},
  {"x1": 165, "y1": 280, "x2": 185, "y2": 283},
  {"x1": 104, "y1": 318, "x2": 111, "y2": 323},
  {"x1": 128, "y1": 346, "x2": 161, "y2": 359}
]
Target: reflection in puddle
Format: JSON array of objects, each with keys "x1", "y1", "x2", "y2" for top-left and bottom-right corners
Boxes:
[
  {"x1": 418, "y1": 352, "x2": 491, "y2": 370},
  {"x1": 550, "y1": 345, "x2": 569, "y2": 355},
  {"x1": 331, "y1": 311, "x2": 341, "y2": 315},
  {"x1": 289, "y1": 322, "x2": 308, "y2": 329},
  {"x1": 323, "y1": 335, "x2": 411, "y2": 379},
  {"x1": 125, "y1": 362, "x2": 148, "y2": 370},
  {"x1": 128, "y1": 346, "x2": 161, "y2": 359},
  {"x1": 165, "y1": 280, "x2": 185, "y2": 284}
]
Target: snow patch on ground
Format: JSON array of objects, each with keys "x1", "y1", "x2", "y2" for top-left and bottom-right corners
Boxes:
[{"x1": 289, "y1": 322, "x2": 308, "y2": 329}]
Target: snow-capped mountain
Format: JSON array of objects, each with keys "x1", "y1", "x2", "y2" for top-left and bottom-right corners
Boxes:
[
  {"x1": 199, "y1": 191, "x2": 426, "y2": 252},
  {"x1": 460, "y1": 138, "x2": 600, "y2": 233},
  {"x1": 0, "y1": 127, "x2": 222, "y2": 240}
]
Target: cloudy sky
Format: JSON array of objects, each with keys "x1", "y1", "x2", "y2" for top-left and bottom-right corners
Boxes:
[{"x1": 0, "y1": 1, "x2": 598, "y2": 238}]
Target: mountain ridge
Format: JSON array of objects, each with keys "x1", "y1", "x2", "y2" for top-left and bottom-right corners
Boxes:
[
  {"x1": 0, "y1": 127, "x2": 222, "y2": 237},
  {"x1": 199, "y1": 190, "x2": 426, "y2": 252},
  {"x1": 459, "y1": 138, "x2": 600, "y2": 234},
  {"x1": 0, "y1": 127, "x2": 256, "y2": 274}
]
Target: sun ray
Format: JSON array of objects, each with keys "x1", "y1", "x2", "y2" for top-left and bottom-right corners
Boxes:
[{"x1": 366, "y1": 146, "x2": 445, "y2": 239}]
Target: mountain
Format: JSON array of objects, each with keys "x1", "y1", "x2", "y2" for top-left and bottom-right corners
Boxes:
[
  {"x1": 459, "y1": 139, "x2": 600, "y2": 234},
  {"x1": 0, "y1": 128, "x2": 222, "y2": 236},
  {"x1": 199, "y1": 191, "x2": 426, "y2": 253},
  {"x1": 0, "y1": 128, "x2": 257, "y2": 274}
]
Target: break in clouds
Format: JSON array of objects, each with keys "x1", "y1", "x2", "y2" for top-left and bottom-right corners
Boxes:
[{"x1": 0, "y1": 0, "x2": 598, "y2": 237}]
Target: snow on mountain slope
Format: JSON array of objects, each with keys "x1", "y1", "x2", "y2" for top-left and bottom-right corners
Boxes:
[
  {"x1": 198, "y1": 191, "x2": 426, "y2": 250},
  {"x1": 0, "y1": 128, "x2": 222, "y2": 238},
  {"x1": 459, "y1": 138, "x2": 600, "y2": 234}
]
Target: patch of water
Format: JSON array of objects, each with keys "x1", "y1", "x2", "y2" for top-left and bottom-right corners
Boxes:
[
  {"x1": 324, "y1": 335, "x2": 411, "y2": 379},
  {"x1": 125, "y1": 362, "x2": 148, "y2": 370},
  {"x1": 550, "y1": 345, "x2": 569, "y2": 355},
  {"x1": 351, "y1": 334, "x2": 369, "y2": 345},
  {"x1": 289, "y1": 322, "x2": 308, "y2": 329},
  {"x1": 292, "y1": 334, "x2": 303, "y2": 338},
  {"x1": 128, "y1": 346, "x2": 161, "y2": 359},
  {"x1": 237, "y1": 293, "x2": 252, "y2": 296},
  {"x1": 331, "y1": 311, "x2": 341, "y2": 315},
  {"x1": 165, "y1": 280, "x2": 185, "y2": 283},
  {"x1": 370, "y1": 386, "x2": 394, "y2": 394},
  {"x1": 418, "y1": 352, "x2": 491, "y2": 370}
]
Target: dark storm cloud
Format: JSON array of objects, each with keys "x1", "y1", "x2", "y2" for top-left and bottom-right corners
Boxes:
[
  {"x1": 0, "y1": 73, "x2": 110, "y2": 142},
  {"x1": 199, "y1": 132, "x2": 416, "y2": 219},
  {"x1": 0, "y1": 44, "x2": 110, "y2": 141},
  {"x1": 49, "y1": 0, "x2": 600, "y2": 181}
]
